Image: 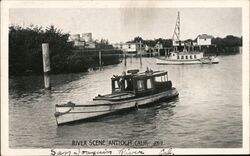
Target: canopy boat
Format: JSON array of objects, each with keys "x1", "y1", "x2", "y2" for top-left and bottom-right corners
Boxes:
[{"x1": 54, "y1": 69, "x2": 179, "y2": 125}]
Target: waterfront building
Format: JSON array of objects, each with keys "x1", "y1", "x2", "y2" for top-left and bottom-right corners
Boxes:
[
  {"x1": 197, "y1": 34, "x2": 213, "y2": 46},
  {"x1": 81, "y1": 33, "x2": 92, "y2": 42},
  {"x1": 112, "y1": 42, "x2": 137, "y2": 54},
  {"x1": 172, "y1": 40, "x2": 185, "y2": 46},
  {"x1": 69, "y1": 33, "x2": 96, "y2": 49}
]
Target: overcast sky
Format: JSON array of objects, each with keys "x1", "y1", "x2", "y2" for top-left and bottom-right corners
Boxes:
[{"x1": 10, "y1": 8, "x2": 242, "y2": 43}]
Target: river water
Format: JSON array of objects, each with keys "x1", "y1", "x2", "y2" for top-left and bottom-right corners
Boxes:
[{"x1": 9, "y1": 54, "x2": 242, "y2": 148}]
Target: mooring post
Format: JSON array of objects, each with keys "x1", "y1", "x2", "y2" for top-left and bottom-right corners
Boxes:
[
  {"x1": 140, "y1": 51, "x2": 142, "y2": 66},
  {"x1": 42, "y1": 43, "x2": 51, "y2": 90},
  {"x1": 99, "y1": 51, "x2": 102, "y2": 67},
  {"x1": 124, "y1": 52, "x2": 127, "y2": 66},
  {"x1": 165, "y1": 48, "x2": 167, "y2": 57},
  {"x1": 138, "y1": 40, "x2": 142, "y2": 66}
]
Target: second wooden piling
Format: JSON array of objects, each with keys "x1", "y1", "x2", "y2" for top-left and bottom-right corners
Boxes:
[{"x1": 99, "y1": 51, "x2": 102, "y2": 67}]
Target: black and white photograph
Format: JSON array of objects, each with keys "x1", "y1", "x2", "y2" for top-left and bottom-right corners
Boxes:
[{"x1": 1, "y1": 0, "x2": 249, "y2": 155}]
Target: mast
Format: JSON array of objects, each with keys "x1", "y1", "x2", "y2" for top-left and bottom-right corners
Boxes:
[{"x1": 172, "y1": 11, "x2": 181, "y2": 44}]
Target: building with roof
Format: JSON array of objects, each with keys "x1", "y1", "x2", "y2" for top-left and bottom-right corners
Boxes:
[
  {"x1": 197, "y1": 34, "x2": 213, "y2": 46},
  {"x1": 68, "y1": 33, "x2": 96, "y2": 49},
  {"x1": 113, "y1": 42, "x2": 137, "y2": 53}
]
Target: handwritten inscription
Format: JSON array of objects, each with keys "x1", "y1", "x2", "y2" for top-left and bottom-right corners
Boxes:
[
  {"x1": 118, "y1": 148, "x2": 145, "y2": 155},
  {"x1": 50, "y1": 149, "x2": 112, "y2": 156},
  {"x1": 159, "y1": 147, "x2": 174, "y2": 155},
  {"x1": 50, "y1": 148, "x2": 174, "y2": 156}
]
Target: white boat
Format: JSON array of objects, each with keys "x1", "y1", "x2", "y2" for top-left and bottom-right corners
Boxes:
[
  {"x1": 156, "y1": 11, "x2": 219, "y2": 65},
  {"x1": 55, "y1": 69, "x2": 179, "y2": 125},
  {"x1": 156, "y1": 50, "x2": 219, "y2": 65}
]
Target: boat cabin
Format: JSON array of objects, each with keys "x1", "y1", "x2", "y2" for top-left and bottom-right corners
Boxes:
[
  {"x1": 168, "y1": 50, "x2": 204, "y2": 60},
  {"x1": 93, "y1": 69, "x2": 173, "y2": 101},
  {"x1": 111, "y1": 69, "x2": 172, "y2": 96}
]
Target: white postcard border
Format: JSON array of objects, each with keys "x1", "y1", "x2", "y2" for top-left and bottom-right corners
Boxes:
[{"x1": 1, "y1": 0, "x2": 249, "y2": 155}]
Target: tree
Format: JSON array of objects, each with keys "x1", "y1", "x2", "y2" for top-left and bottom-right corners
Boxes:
[
  {"x1": 9, "y1": 24, "x2": 89, "y2": 75},
  {"x1": 212, "y1": 35, "x2": 242, "y2": 47}
]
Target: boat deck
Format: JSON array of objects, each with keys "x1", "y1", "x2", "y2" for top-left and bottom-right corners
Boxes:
[{"x1": 93, "y1": 92, "x2": 135, "y2": 101}]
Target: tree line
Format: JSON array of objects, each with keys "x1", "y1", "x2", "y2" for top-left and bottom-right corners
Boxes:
[
  {"x1": 128, "y1": 35, "x2": 242, "y2": 48},
  {"x1": 9, "y1": 25, "x2": 121, "y2": 76}
]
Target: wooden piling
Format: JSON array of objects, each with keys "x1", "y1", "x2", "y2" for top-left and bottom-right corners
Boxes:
[
  {"x1": 140, "y1": 52, "x2": 142, "y2": 66},
  {"x1": 42, "y1": 43, "x2": 51, "y2": 90},
  {"x1": 124, "y1": 52, "x2": 127, "y2": 66},
  {"x1": 99, "y1": 51, "x2": 102, "y2": 67}
]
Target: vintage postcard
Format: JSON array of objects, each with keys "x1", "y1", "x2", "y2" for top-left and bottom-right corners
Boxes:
[{"x1": 1, "y1": 0, "x2": 249, "y2": 155}]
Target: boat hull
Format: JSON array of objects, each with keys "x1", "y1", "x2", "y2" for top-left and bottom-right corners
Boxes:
[
  {"x1": 55, "y1": 88, "x2": 179, "y2": 125},
  {"x1": 156, "y1": 57, "x2": 219, "y2": 65}
]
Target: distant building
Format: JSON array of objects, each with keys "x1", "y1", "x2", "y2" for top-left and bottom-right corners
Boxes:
[
  {"x1": 69, "y1": 33, "x2": 96, "y2": 49},
  {"x1": 85, "y1": 42, "x2": 96, "y2": 49},
  {"x1": 81, "y1": 33, "x2": 92, "y2": 42},
  {"x1": 74, "y1": 40, "x2": 85, "y2": 47},
  {"x1": 172, "y1": 40, "x2": 185, "y2": 46},
  {"x1": 154, "y1": 42, "x2": 163, "y2": 49},
  {"x1": 113, "y1": 42, "x2": 137, "y2": 54},
  {"x1": 197, "y1": 34, "x2": 213, "y2": 46},
  {"x1": 68, "y1": 34, "x2": 80, "y2": 42}
]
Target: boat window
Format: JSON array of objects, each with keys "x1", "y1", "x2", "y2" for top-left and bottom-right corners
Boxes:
[
  {"x1": 186, "y1": 56, "x2": 188, "y2": 59},
  {"x1": 113, "y1": 80, "x2": 121, "y2": 91},
  {"x1": 177, "y1": 56, "x2": 180, "y2": 59},
  {"x1": 181, "y1": 56, "x2": 184, "y2": 59},
  {"x1": 124, "y1": 80, "x2": 127, "y2": 89},
  {"x1": 155, "y1": 76, "x2": 161, "y2": 82},
  {"x1": 190, "y1": 55, "x2": 192, "y2": 59},
  {"x1": 137, "y1": 80, "x2": 145, "y2": 91},
  {"x1": 173, "y1": 54, "x2": 175, "y2": 56},
  {"x1": 115, "y1": 81, "x2": 119, "y2": 89},
  {"x1": 155, "y1": 75, "x2": 167, "y2": 82},
  {"x1": 194, "y1": 55, "x2": 197, "y2": 59},
  {"x1": 147, "y1": 79, "x2": 152, "y2": 89}
]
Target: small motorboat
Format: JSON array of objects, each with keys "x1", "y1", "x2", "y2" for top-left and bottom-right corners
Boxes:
[{"x1": 54, "y1": 69, "x2": 179, "y2": 125}]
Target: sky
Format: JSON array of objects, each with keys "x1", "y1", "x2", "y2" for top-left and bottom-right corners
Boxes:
[{"x1": 9, "y1": 8, "x2": 242, "y2": 43}]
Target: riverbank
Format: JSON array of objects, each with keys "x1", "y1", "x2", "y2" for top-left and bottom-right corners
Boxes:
[{"x1": 9, "y1": 25, "x2": 123, "y2": 76}]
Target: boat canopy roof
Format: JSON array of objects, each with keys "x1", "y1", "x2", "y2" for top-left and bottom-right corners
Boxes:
[{"x1": 111, "y1": 69, "x2": 168, "y2": 80}]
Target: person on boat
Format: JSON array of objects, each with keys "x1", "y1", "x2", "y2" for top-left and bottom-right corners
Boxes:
[
  {"x1": 125, "y1": 79, "x2": 133, "y2": 91},
  {"x1": 119, "y1": 77, "x2": 125, "y2": 90}
]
